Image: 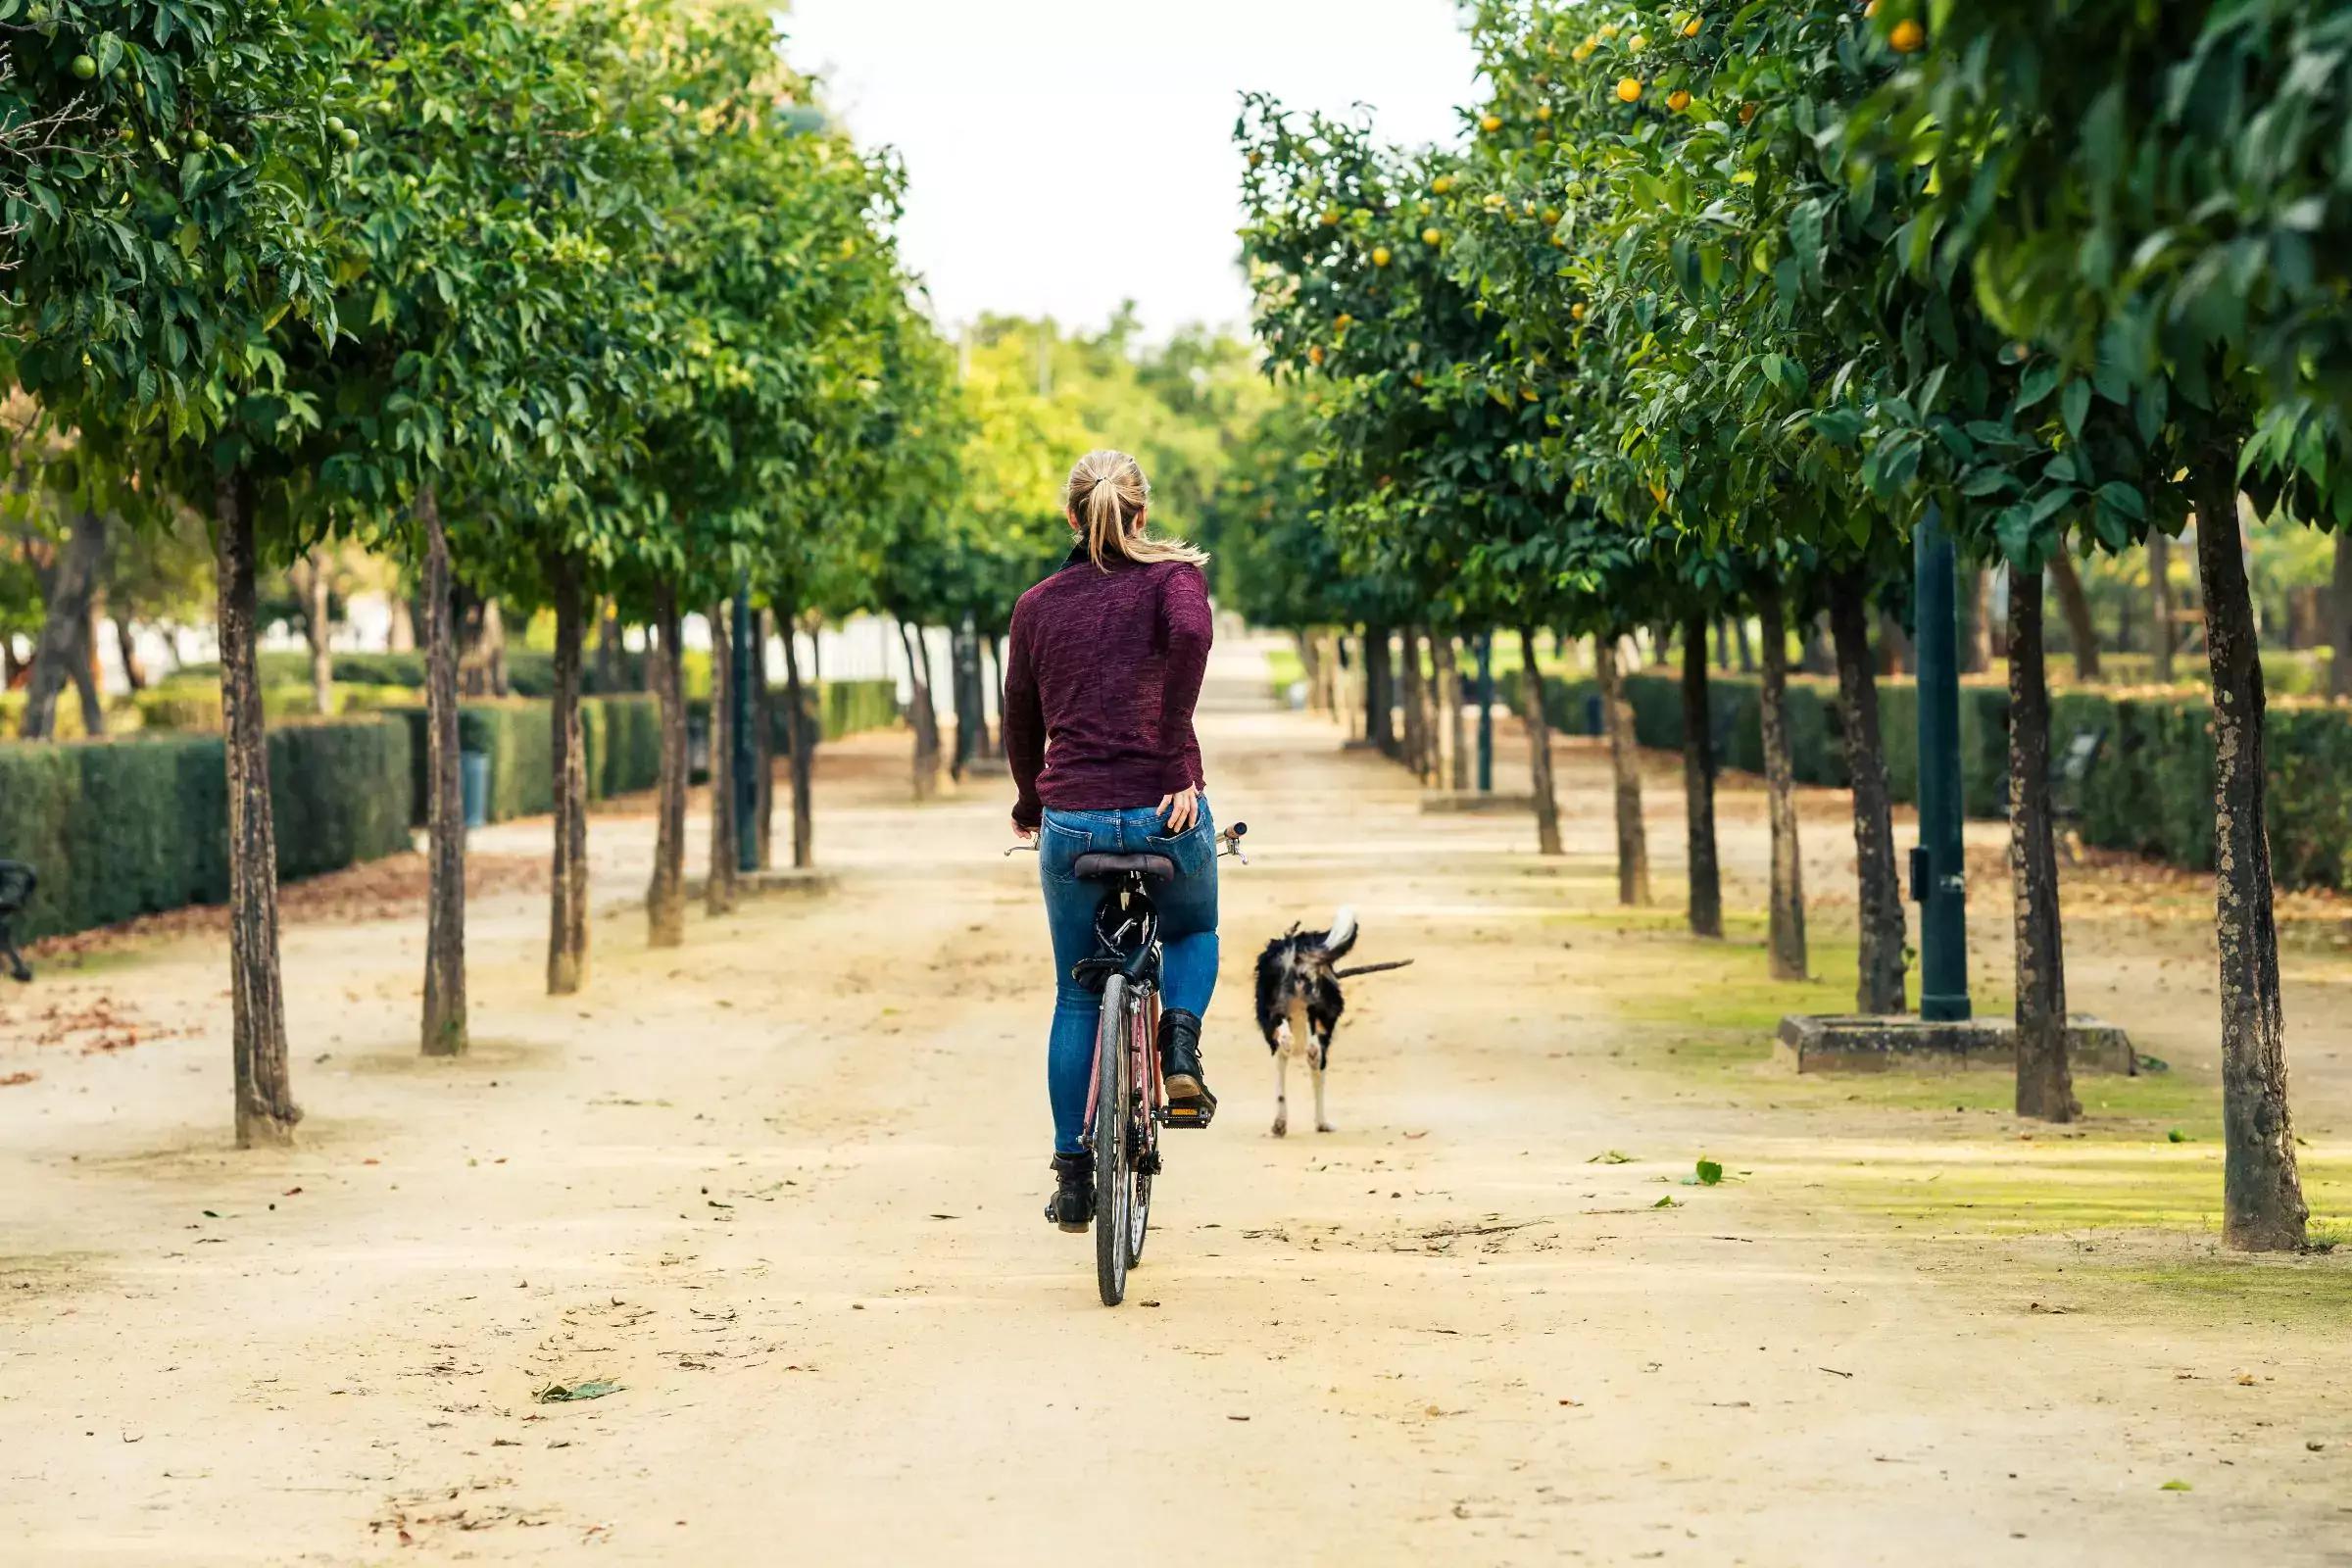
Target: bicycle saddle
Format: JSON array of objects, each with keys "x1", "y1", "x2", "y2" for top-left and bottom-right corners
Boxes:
[{"x1": 1072, "y1": 852, "x2": 1175, "y2": 881}]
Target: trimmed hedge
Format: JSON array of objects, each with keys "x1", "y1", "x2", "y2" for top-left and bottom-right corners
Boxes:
[
  {"x1": 1505, "y1": 665, "x2": 2352, "y2": 892},
  {"x1": 0, "y1": 717, "x2": 415, "y2": 942},
  {"x1": 380, "y1": 678, "x2": 897, "y2": 826}
]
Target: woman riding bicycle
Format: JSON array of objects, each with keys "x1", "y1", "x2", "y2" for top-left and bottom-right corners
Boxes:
[{"x1": 1004, "y1": 449, "x2": 1220, "y2": 1233}]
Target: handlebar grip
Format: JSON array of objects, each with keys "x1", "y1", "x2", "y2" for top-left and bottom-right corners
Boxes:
[{"x1": 1226, "y1": 821, "x2": 1247, "y2": 839}]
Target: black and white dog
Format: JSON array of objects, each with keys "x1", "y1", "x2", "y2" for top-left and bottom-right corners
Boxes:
[{"x1": 1253, "y1": 908, "x2": 1410, "y2": 1137}]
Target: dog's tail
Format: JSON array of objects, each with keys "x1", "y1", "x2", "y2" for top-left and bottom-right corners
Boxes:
[
  {"x1": 1323, "y1": 906, "x2": 1358, "y2": 960},
  {"x1": 1334, "y1": 958, "x2": 1413, "y2": 979}
]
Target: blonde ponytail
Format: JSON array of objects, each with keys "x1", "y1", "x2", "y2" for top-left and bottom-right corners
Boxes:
[{"x1": 1065, "y1": 449, "x2": 1208, "y2": 570}]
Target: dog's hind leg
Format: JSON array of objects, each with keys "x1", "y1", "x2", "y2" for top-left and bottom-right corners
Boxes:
[{"x1": 1271, "y1": 1049, "x2": 1289, "y2": 1138}]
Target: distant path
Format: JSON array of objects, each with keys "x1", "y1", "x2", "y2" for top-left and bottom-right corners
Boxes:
[{"x1": 0, "y1": 635, "x2": 2344, "y2": 1564}]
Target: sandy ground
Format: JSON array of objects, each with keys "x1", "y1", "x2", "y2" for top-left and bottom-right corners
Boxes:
[{"x1": 2, "y1": 639, "x2": 2348, "y2": 1567}]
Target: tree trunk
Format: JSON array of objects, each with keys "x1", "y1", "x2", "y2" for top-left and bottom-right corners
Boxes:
[
  {"x1": 1594, "y1": 636, "x2": 1650, "y2": 906},
  {"x1": 2193, "y1": 466, "x2": 2306, "y2": 1250},
  {"x1": 1878, "y1": 610, "x2": 1913, "y2": 677},
  {"x1": 1294, "y1": 631, "x2": 1322, "y2": 712},
  {"x1": 216, "y1": 470, "x2": 300, "y2": 1147},
  {"x1": 755, "y1": 608, "x2": 776, "y2": 870},
  {"x1": 420, "y1": 488, "x2": 467, "y2": 1056},
  {"x1": 1798, "y1": 613, "x2": 1834, "y2": 676},
  {"x1": 114, "y1": 615, "x2": 147, "y2": 692},
  {"x1": 948, "y1": 621, "x2": 974, "y2": 778},
  {"x1": 2007, "y1": 568, "x2": 2078, "y2": 1121},
  {"x1": 22, "y1": 509, "x2": 107, "y2": 740},
  {"x1": 2047, "y1": 548, "x2": 2101, "y2": 683},
  {"x1": 594, "y1": 600, "x2": 622, "y2": 694},
  {"x1": 898, "y1": 618, "x2": 941, "y2": 800},
  {"x1": 547, "y1": 554, "x2": 589, "y2": 996},
  {"x1": 303, "y1": 549, "x2": 333, "y2": 714},
  {"x1": 1681, "y1": 612, "x2": 1723, "y2": 939},
  {"x1": 1396, "y1": 625, "x2": 1426, "y2": 778},
  {"x1": 648, "y1": 587, "x2": 688, "y2": 948},
  {"x1": 1964, "y1": 568, "x2": 1995, "y2": 675},
  {"x1": 2326, "y1": 529, "x2": 2350, "y2": 701},
  {"x1": 1756, "y1": 581, "x2": 1809, "y2": 981},
  {"x1": 706, "y1": 601, "x2": 737, "y2": 915},
  {"x1": 1829, "y1": 569, "x2": 1908, "y2": 1013},
  {"x1": 1363, "y1": 624, "x2": 1396, "y2": 757},
  {"x1": 1439, "y1": 635, "x2": 1469, "y2": 791},
  {"x1": 1518, "y1": 626, "x2": 1562, "y2": 857},
  {"x1": 483, "y1": 599, "x2": 510, "y2": 697},
  {"x1": 783, "y1": 610, "x2": 814, "y2": 869}
]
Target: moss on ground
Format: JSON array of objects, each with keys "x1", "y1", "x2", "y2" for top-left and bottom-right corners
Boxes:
[{"x1": 1569, "y1": 916, "x2": 2347, "y2": 1250}]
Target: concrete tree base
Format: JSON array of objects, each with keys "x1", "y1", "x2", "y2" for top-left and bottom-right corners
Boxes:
[
  {"x1": 1418, "y1": 791, "x2": 1537, "y2": 814},
  {"x1": 1776, "y1": 1013, "x2": 2138, "y2": 1075}
]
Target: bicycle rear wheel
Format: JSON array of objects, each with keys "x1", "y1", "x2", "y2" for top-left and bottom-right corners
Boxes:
[
  {"x1": 1126, "y1": 989, "x2": 1154, "y2": 1269},
  {"x1": 1093, "y1": 975, "x2": 1132, "y2": 1305}
]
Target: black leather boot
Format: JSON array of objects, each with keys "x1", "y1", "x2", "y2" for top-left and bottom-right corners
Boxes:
[
  {"x1": 1158, "y1": 1008, "x2": 1217, "y2": 1127},
  {"x1": 1045, "y1": 1152, "x2": 1094, "y2": 1232}
]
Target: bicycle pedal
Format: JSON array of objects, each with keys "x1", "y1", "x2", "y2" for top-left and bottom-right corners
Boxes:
[{"x1": 1158, "y1": 1105, "x2": 1213, "y2": 1129}]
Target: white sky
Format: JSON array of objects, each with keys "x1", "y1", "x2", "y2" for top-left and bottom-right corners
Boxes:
[{"x1": 781, "y1": 0, "x2": 1480, "y2": 340}]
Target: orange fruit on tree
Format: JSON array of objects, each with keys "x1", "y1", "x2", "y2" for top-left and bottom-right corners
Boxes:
[
  {"x1": 1616, "y1": 76, "x2": 1642, "y2": 103},
  {"x1": 1481, "y1": 113, "x2": 1504, "y2": 133},
  {"x1": 1307, "y1": 345, "x2": 1325, "y2": 366},
  {"x1": 1372, "y1": 246, "x2": 1393, "y2": 268},
  {"x1": 1335, "y1": 313, "x2": 1352, "y2": 330},
  {"x1": 1541, "y1": 207, "x2": 1560, "y2": 224},
  {"x1": 1666, "y1": 89, "x2": 1691, "y2": 112},
  {"x1": 1629, "y1": 33, "x2": 1648, "y2": 51},
  {"x1": 1432, "y1": 173, "x2": 1453, "y2": 194},
  {"x1": 1684, "y1": 18, "x2": 1701, "y2": 35},
  {"x1": 1863, "y1": 0, "x2": 1879, "y2": 14},
  {"x1": 1740, "y1": 101, "x2": 1759, "y2": 124},
  {"x1": 1536, "y1": 104, "x2": 1552, "y2": 121},
  {"x1": 1889, "y1": 19, "x2": 1924, "y2": 51},
  {"x1": 1570, "y1": 302, "x2": 1587, "y2": 320},
  {"x1": 1422, "y1": 225, "x2": 1444, "y2": 245}
]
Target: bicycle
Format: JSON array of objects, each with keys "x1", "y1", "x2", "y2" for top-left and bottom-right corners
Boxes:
[{"x1": 1010, "y1": 819, "x2": 1248, "y2": 1305}]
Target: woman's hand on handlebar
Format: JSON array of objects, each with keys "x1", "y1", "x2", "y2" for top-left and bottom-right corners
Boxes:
[
  {"x1": 1011, "y1": 819, "x2": 1037, "y2": 844},
  {"x1": 1157, "y1": 784, "x2": 1201, "y2": 835}
]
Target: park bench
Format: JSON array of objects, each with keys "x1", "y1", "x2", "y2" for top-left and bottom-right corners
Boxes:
[{"x1": 0, "y1": 860, "x2": 35, "y2": 983}]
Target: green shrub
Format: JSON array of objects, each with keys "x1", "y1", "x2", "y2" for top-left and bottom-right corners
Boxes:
[
  {"x1": 593, "y1": 695, "x2": 662, "y2": 798},
  {"x1": 0, "y1": 717, "x2": 413, "y2": 942},
  {"x1": 385, "y1": 700, "x2": 557, "y2": 825}
]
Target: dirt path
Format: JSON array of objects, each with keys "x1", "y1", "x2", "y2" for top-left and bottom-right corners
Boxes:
[{"x1": 2, "y1": 641, "x2": 2346, "y2": 1566}]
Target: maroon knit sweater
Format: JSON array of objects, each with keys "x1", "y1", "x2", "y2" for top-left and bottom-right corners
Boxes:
[{"x1": 1003, "y1": 547, "x2": 1212, "y2": 830}]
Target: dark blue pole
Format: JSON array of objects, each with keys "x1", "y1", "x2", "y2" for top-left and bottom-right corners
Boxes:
[
  {"x1": 1913, "y1": 502, "x2": 1971, "y2": 1020},
  {"x1": 731, "y1": 573, "x2": 760, "y2": 874},
  {"x1": 1475, "y1": 632, "x2": 1494, "y2": 793}
]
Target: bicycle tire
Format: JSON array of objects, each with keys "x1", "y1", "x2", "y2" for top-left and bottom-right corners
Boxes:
[
  {"x1": 1094, "y1": 975, "x2": 1131, "y2": 1306},
  {"x1": 1126, "y1": 989, "x2": 1153, "y2": 1269}
]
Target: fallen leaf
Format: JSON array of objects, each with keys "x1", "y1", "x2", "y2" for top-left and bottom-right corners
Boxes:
[{"x1": 533, "y1": 1380, "x2": 621, "y2": 1404}]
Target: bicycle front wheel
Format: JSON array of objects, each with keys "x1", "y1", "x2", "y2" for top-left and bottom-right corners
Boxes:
[{"x1": 1093, "y1": 975, "x2": 1132, "y2": 1306}]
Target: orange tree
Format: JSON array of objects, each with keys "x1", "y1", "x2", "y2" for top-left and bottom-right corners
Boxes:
[
  {"x1": 4, "y1": 0, "x2": 344, "y2": 1146},
  {"x1": 1236, "y1": 102, "x2": 1645, "y2": 847},
  {"x1": 1445, "y1": 8, "x2": 1860, "y2": 970},
  {"x1": 1461, "y1": 2, "x2": 2213, "y2": 1118},
  {"x1": 1858, "y1": 0, "x2": 2352, "y2": 1247}
]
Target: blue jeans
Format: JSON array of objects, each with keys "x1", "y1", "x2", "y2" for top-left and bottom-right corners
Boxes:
[{"x1": 1037, "y1": 801, "x2": 1219, "y2": 1154}]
